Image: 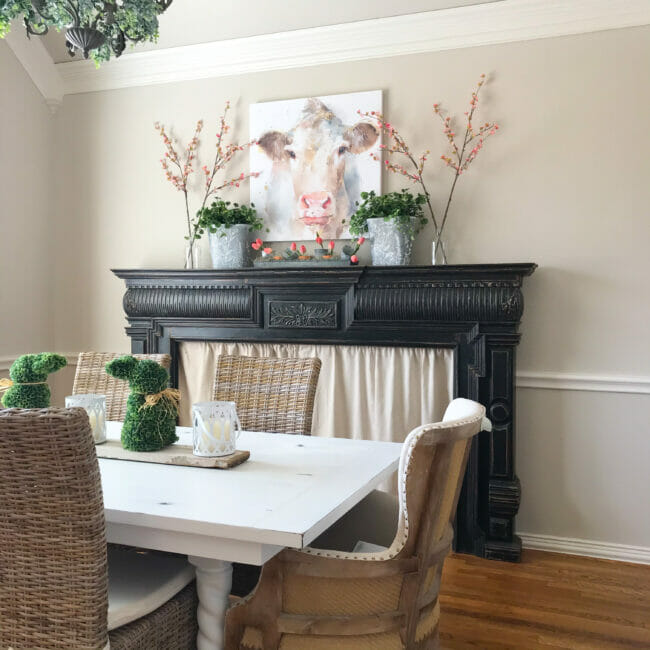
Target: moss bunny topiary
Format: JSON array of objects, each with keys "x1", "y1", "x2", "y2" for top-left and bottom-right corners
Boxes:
[
  {"x1": 1, "y1": 353, "x2": 67, "y2": 408},
  {"x1": 105, "y1": 355, "x2": 179, "y2": 452}
]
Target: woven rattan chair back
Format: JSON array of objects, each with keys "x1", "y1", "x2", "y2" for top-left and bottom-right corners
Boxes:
[
  {"x1": 0, "y1": 408, "x2": 108, "y2": 650},
  {"x1": 73, "y1": 352, "x2": 172, "y2": 421},
  {"x1": 225, "y1": 398, "x2": 485, "y2": 649},
  {"x1": 212, "y1": 355, "x2": 321, "y2": 435}
]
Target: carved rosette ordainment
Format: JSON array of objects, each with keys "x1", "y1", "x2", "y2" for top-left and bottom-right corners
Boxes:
[
  {"x1": 269, "y1": 301, "x2": 338, "y2": 329},
  {"x1": 113, "y1": 264, "x2": 536, "y2": 563}
]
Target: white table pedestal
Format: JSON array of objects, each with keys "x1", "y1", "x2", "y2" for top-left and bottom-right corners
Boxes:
[{"x1": 189, "y1": 556, "x2": 233, "y2": 650}]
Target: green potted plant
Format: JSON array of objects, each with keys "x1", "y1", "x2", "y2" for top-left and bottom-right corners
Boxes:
[
  {"x1": 194, "y1": 200, "x2": 264, "y2": 269},
  {"x1": 348, "y1": 189, "x2": 427, "y2": 265}
]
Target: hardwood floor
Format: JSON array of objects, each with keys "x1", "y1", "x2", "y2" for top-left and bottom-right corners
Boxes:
[{"x1": 439, "y1": 550, "x2": 650, "y2": 649}]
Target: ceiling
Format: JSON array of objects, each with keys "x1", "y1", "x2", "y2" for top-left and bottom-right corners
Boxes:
[{"x1": 40, "y1": 0, "x2": 500, "y2": 63}]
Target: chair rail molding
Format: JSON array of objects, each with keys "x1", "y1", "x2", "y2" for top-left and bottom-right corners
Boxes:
[
  {"x1": 0, "y1": 353, "x2": 78, "y2": 371},
  {"x1": 3, "y1": 356, "x2": 648, "y2": 396},
  {"x1": 52, "y1": 0, "x2": 650, "y2": 95},
  {"x1": 517, "y1": 372, "x2": 650, "y2": 395}
]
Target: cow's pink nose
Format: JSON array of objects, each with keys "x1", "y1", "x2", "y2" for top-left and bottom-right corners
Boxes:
[{"x1": 300, "y1": 192, "x2": 332, "y2": 210}]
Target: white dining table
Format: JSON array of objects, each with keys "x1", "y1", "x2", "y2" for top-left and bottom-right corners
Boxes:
[{"x1": 100, "y1": 421, "x2": 401, "y2": 649}]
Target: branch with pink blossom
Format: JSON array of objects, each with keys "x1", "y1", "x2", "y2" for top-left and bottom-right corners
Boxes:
[
  {"x1": 358, "y1": 74, "x2": 500, "y2": 263},
  {"x1": 155, "y1": 101, "x2": 259, "y2": 268}
]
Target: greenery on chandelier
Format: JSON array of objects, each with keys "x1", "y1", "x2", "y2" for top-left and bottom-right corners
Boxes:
[
  {"x1": 348, "y1": 189, "x2": 427, "y2": 239},
  {"x1": 194, "y1": 200, "x2": 264, "y2": 239},
  {"x1": 0, "y1": 0, "x2": 168, "y2": 64},
  {"x1": 105, "y1": 355, "x2": 178, "y2": 452},
  {"x1": 1, "y1": 353, "x2": 67, "y2": 408}
]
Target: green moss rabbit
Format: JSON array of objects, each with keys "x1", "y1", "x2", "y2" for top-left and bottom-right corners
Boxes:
[
  {"x1": 105, "y1": 355, "x2": 179, "y2": 452},
  {"x1": 1, "y1": 353, "x2": 67, "y2": 408}
]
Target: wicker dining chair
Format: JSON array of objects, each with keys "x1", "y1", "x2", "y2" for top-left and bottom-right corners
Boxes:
[
  {"x1": 224, "y1": 398, "x2": 486, "y2": 650},
  {"x1": 73, "y1": 352, "x2": 172, "y2": 421},
  {"x1": 0, "y1": 408, "x2": 198, "y2": 650},
  {"x1": 212, "y1": 355, "x2": 322, "y2": 435}
]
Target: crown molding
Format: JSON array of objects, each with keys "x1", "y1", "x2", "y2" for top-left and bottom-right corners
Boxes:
[
  {"x1": 516, "y1": 371, "x2": 650, "y2": 395},
  {"x1": 520, "y1": 532, "x2": 650, "y2": 565},
  {"x1": 55, "y1": 0, "x2": 650, "y2": 95},
  {"x1": 5, "y1": 28, "x2": 63, "y2": 110}
]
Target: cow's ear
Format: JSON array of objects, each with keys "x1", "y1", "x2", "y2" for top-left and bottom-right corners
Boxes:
[
  {"x1": 345, "y1": 122, "x2": 379, "y2": 154},
  {"x1": 257, "y1": 131, "x2": 292, "y2": 161}
]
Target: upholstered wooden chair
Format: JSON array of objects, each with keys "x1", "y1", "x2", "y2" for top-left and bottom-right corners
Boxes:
[
  {"x1": 224, "y1": 398, "x2": 486, "y2": 649},
  {"x1": 73, "y1": 352, "x2": 172, "y2": 421},
  {"x1": 212, "y1": 355, "x2": 322, "y2": 435},
  {"x1": 0, "y1": 408, "x2": 197, "y2": 650}
]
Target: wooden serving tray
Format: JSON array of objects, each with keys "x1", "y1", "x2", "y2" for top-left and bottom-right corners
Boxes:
[{"x1": 96, "y1": 440, "x2": 250, "y2": 469}]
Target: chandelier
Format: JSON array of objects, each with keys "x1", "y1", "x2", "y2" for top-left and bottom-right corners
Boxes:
[{"x1": 22, "y1": 0, "x2": 173, "y2": 62}]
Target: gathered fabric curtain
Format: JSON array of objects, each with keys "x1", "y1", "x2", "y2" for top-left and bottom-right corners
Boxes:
[{"x1": 178, "y1": 341, "x2": 454, "y2": 446}]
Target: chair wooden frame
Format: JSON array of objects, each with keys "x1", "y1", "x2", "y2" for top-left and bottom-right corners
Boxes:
[{"x1": 224, "y1": 398, "x2": 486, "y2": 649}]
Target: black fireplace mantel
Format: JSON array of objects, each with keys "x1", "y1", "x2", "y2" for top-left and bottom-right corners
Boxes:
[{"x1": 113, "y1": 263, "x2": 536, "y2": 562}]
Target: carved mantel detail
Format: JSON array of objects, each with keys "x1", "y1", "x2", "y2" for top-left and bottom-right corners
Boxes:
[
  {"x1": 113, "y1": 263, "x2": 536, "y2": 562},
  {"x1": 269, "y1": 301, "x2": 338, "y2": 329}
]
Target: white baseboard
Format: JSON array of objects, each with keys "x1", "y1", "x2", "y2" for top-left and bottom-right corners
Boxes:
[{"x1": 520, "y1": 532, "x2": 650, "y2": 565}]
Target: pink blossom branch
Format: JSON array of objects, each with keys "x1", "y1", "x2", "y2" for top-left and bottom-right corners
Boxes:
[
  {"x1": 359, "y1": 74, "x2": 500, "y2": 264},
  {"x1": 154, "y1": 101, "x2": 259, "y2": 264}
]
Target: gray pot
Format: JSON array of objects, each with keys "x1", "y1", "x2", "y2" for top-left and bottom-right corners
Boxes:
[
  {"x1": 208, "y1": 224, "x2": 252, "y2": 269},
  {"x1": 366, "y1": 217, "x2": 415, "y2": 266}
]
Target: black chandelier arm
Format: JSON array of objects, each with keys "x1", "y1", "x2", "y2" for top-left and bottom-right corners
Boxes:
[
  {"x1": 20, "y1": 0, "x2": 174, "y2": 60},
  {"x1": 109, "y1": 29, "x2": 126, "y2": 57},
  {"x1": 63, "y1": 0, "x2": 81, "y2": 27},
  {"x1": 23, "y1": 16, "x2": 48, "y2": 36}
]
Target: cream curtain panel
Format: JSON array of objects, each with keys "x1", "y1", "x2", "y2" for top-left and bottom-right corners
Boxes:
[{"x1": 178, "y1": 342, "x2": 454, "y2": 447}]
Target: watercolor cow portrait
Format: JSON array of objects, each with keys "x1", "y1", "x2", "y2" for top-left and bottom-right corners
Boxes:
[{"x1": 250, "y1": 91, "x2": 382, "y2": 240}]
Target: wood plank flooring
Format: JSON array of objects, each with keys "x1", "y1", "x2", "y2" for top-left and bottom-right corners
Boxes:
[{"x1": 439, "y1": 550, "x2": 650, "y2": 649}]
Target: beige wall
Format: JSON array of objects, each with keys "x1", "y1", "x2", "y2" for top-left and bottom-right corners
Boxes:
[
  {"x1": 10, "y1": 26, "x2": 650, "y2": 551},
  {"x1": 0, "y1": 41, "x2": 53, "y2": 359},
  {"x1": 0, "y1": 42, "x2": 74, "y2": 401}
]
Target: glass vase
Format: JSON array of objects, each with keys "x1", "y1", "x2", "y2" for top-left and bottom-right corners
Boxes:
[
  {"x1": 432, "y1": 237, "x2": 448, "y2": 265},
  {"x1": 184, "y1": 242, "x2": 200, "y2": 269}
]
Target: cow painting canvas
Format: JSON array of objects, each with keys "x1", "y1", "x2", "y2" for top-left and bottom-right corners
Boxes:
[{"x1": 250, "y1": 90, "x2": 382, "y2": 240}]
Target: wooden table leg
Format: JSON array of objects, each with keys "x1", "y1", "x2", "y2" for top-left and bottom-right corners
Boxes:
[{"x1": 188, "y1": 556, "x2": 233, "y2": 650}]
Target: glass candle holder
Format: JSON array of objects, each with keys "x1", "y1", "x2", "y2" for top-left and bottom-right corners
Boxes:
[
  {"x1": 65, "y1": 394, "x2": 107, "y2": 444},
  {"x1": 192, "y1": 401, "x2": 242, "y2": 457}
]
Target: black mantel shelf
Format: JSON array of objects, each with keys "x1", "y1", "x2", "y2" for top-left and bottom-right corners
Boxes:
[{"x1": 113, "y1": 263, "x2": 537, "y2": 562}]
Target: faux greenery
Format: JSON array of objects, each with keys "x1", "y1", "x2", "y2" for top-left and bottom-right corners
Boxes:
[
  {"x1": 1, "y1": 353, "x2": 67, "y2": 408},
  {"x1": 0, "y1": 0, "x2": 165, "y2": 64},
  {"x1": 193, "y1": 200, "x2": 263, "y2": 240},
  {"x1": 105, "y1": 356, "x2": 178, "y2": 451},
  {"x1": 348, "y1": 189, "x2": 427, "y2": 238}
]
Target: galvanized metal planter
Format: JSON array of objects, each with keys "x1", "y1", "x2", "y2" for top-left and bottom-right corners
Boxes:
[
  {"x1": 208, "y1": 224, "x2": 252, "y2": 269},
  {"x1": 366, "y1": 217, "x2": 415, "y2": 266}
]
